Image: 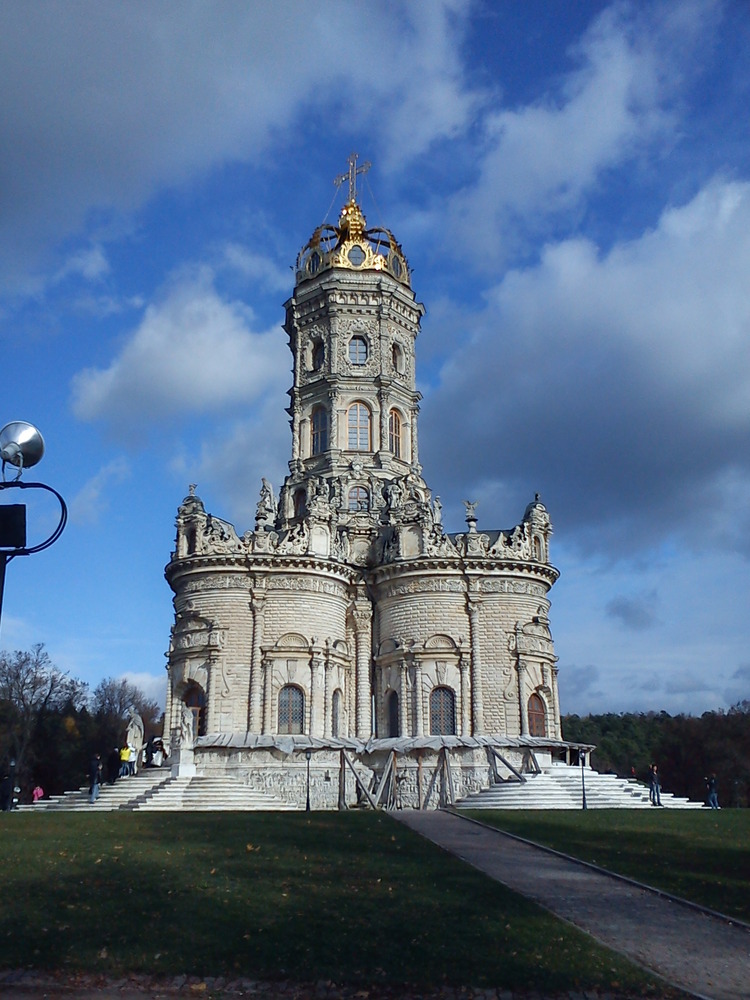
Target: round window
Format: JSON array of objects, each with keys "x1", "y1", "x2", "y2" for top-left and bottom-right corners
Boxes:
[{"x1": 347, "y1": 245, "x2": 366, "y2": 267}]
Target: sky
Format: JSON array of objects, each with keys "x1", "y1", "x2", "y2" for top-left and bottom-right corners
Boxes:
[{"x1": 1, "y1": 0, "x2": 749, "y2": 719}]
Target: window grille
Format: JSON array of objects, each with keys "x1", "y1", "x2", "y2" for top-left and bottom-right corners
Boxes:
[
  {"x1": 278, "y1": 685, "x2": 304, "y2": 734},
  {"x1": 430, "y1": 686, "x2": 456, "y2": 736}
]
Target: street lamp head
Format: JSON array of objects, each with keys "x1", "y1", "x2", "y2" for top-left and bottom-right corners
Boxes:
[{"x1": 0, "y1": 422, "x2": 45, "y2": 481}]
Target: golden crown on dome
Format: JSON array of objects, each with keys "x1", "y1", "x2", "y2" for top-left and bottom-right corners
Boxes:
[{"x1": 295, "y1": 153, "x2": 411, "y2": 288}]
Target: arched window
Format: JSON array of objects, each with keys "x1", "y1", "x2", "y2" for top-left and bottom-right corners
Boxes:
[
  {"x1": 311, "y1": 406, "x2": 328, "y2": 455},
  {"x1": 348, "y1": 486, "x2": 370, "y2": 512},
  {"x1": 533, "y1": 537, "x2": 543, "y2": 561},
  {"x1": 347, "y1": 403, "x2": 370, "y2": 450},
  {"x1": 386, "y1": 690, "x2": 399, "y2": 738},
  {"x1": 332, "y1": 689, "x2": 343, "y2": 738},
  {"x1": 349, "y1": 336, "x2": 368, "y2": 365},
  {"x1": 430, "y1": 686, "x2": 456, "y2": 736},
  {"x1": 392, "y1": 343, "x2": 405, "y2": 374},
  {"x1": 278, "y1": 685, "x2": 304, "y2": 735},
  {"x1": 389, "y1": 409, "x2": 402, "y2": 458},
  {"x1": 184, "y1": 684, "x2": 207, "y2": 737},
  {"x1": 312, "y1": 341, "x2": 325, "y2": 371},
  {"x1": 293, "y1": 488, "x2": 306, "y2": 518},
  {"x1": 528, "y1": 693, "x2": 546, "y2": 737}
]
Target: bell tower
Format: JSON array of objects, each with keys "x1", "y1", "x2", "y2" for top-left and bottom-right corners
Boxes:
[{"x1": 278, "y1": 155, "x2": 425, "y2": 533}]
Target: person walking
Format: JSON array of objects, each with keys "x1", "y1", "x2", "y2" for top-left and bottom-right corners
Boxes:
[
  {"x1": 706, "y1": 773, "x2": 720, "y2": 809},
  {"x1": 88, "y1": 753, "x2": 102, "y2": 804},
  {"x1": 649, "y1": 763, "x2": 662, "y2": 806},
  {"x1": 106, "y1": 747, "x2": 120, "y2": 785}
]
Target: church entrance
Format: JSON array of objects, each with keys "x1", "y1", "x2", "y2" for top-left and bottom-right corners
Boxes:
[
  {"x1": 184, "y1": 683, "x2": 207, "y2": 738},
  {"x1": 528, "y1": 693, "x2": 546, "y2": 737}
]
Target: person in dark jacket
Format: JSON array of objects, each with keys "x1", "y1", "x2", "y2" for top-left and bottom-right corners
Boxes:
[
  {"x1": 649, "y1": 763, "x2": 662, "y2": 806},
  {"x1": 706, "y1": 773, "x2": 720, "y2": 809},
  {"x1": 88, "y1": 753, "x2": 102, "y2": 804},
  {"x1": 106, "y1": 747, "x2": 120, "y2": 785}
]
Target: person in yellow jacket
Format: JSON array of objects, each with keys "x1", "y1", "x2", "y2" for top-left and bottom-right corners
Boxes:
[{"x1": 119, "y1": 744, "x2": 130, "y2": 778}]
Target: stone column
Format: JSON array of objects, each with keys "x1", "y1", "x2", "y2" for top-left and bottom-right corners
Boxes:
[
  {"x1": 324, "y1": 645, "x2": 333, "y2": 738},
  {"x1": 459, "y1": 654, "x2": 470, "y2": 737},
  {"x1": 262, "y1": 656, "x2": 273, "y2": 733},
  {"x1": 310, "y1": 648, "x2": 324, "y2": 738},
  {"x1": 518, "y1": 660, "x2": 529, "y2": 736},
  {"x1": 248, "y1": 589, "x2": 266, "y2": 732},
  {"x1": 410, "y1": 403, "x2": 420, "y2": 468},
  {"x1": 414, "y1": 661, "x2": 424, "y2": 737},
  {"x1": 329, "y1": 391, "x2": 338, "y2": 452},
  {"x1": 399, "y1": 659, "x2": 408, "y2": 737},
  {"x1": 353, "y1": 604, "x2": 373, "y2": 738},
  {"x1": 379, "y1": 388, "x2": 388, "y2": 455},
  {"x1": 467, "y1": 597, "x2": 484, "y2": 735}
]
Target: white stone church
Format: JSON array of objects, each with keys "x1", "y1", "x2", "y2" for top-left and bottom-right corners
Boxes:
[{"x1": 163, "y1": 160, "x2": 579, "y2": 809}]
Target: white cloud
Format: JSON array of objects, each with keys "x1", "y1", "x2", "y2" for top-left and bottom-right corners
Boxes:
[
  {"x1": 70, "y1": 271, "x2": 288, "y2": 434},
  {"x1": 445, "y1": 2, "x2": 712, "y2": 259},
  {"x1": 121, "y1": 671, "x2": 166, "y2": 711},
  {"x1": 0, "y1": 0, "x2": 480, "y2": 293},
  {"x1": 422, "y1": 178, "x2": 750, "y2": 553},
  {"x1": 220, "y1": 244, "x2": 291, "y2": 294},
  {"x1": 169, "y1": 401, "x2": 290, "y2": 532},
  {"x1": 68, "y1": 456, "x2": 131, "y2": 525}
]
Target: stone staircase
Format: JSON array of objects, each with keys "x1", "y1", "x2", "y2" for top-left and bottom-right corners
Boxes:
[
  {"x1": 133, "y1": 774, "x2": 296, "y2": 811},
  {"x1": 19, "y1": 769, "x2": 296, "y2": 812},
  {"x1": 456, "y1": 762, "x2": 703, "y2": 810}
]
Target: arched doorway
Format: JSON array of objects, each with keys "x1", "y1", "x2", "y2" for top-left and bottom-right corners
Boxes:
[
  {"x1": 184, "y1": 683, "x2": 207, "y2": 737},
  {"x1": 386, "y1": 689, "x2": 399, "y2": 737},
  {"x1": 528, "y1": 693, "x2": 546, "y2": 736}
]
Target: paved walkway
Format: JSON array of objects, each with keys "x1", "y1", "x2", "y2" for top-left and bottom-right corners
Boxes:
[{"x1": 394, "y1": 810, "x2": 750, "y2": 1000}]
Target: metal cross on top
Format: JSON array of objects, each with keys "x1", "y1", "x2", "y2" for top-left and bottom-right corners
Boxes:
[{"x1": 334, "y1": 152, "x2": 371, "y2": 203}]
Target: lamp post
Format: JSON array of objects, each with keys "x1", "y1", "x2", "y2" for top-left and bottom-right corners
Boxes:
[
  {"x1": 305, "y1": 748, "x2": 312, "y2": 811},
  {"x1": 0, "y1": 422, "x2": 67, "y2": 635},
  {"x1": 580, "y1": 749, "x2": 588, "y2": 810}
]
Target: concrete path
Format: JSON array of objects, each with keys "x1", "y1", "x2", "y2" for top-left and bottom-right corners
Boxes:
[{"x1": 393, "y1": 810, "x2": 750, "y2": 1000}]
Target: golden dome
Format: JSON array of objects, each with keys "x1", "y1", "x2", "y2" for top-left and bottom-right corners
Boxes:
[{"x1": 296, "y1": 157, "x2": 411, "y2": 287}]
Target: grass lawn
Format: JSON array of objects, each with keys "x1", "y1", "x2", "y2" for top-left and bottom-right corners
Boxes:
[
  {"x1": 464, "y1": 809, "x2": 750, "y2": 922},
  {"x1": 0, "y1": 811, "x2": 689, "y2": 996}
]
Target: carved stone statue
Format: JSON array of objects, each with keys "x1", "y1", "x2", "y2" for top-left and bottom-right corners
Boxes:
[
  {"x1": 179, "y1": 703, "x2": 195, "y2": 750},
  {"x1": 124, "y1": 707, "x2": 145, "y2": 774},
  {"x1": 126, "y1": 707, "x2": 145, "y2": 756},
  {"x1": 256, "y1": 478, "x2": 277, "y2": 527}
]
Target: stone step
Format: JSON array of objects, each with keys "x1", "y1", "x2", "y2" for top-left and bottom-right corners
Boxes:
[
  {"x1": 456, "y1": 764, "x2": 704, "y2": 810},
  {"x1": 18, "y1": 768, "x2": 170, "y2": 812},
  {"x1": 131, "y1": 775, "x2": 297, "y2": 812}
]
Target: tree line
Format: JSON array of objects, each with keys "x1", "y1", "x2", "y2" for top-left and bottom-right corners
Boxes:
[
  {"x1": 3, "y1": 644, "x2": 748, "y2": 807},
  {"x1": 0, "y1": 644, "x2": 162, "y2": 802},
  {"x1": 562, "y1": 703, "x2": 750, "y2": 807}
]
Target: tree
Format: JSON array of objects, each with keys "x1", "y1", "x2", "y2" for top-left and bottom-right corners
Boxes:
[
  {"x1": 0, "y1": 644, "x2": 87, "y2": 790},
  {"x1": 90, "y1": 677, "x2": 161, "y2": 752}
]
